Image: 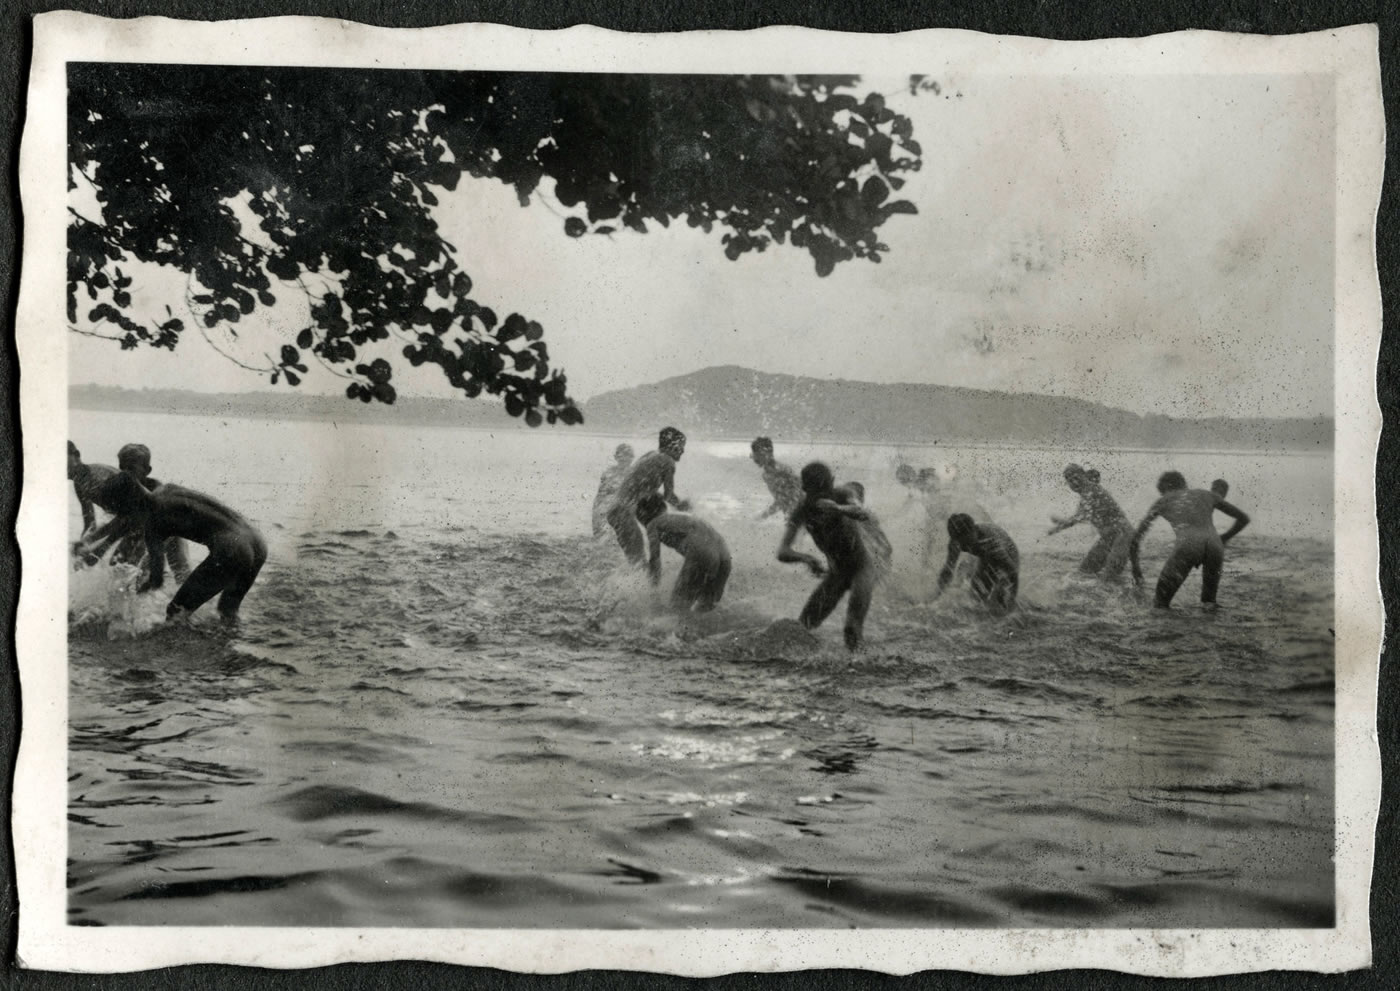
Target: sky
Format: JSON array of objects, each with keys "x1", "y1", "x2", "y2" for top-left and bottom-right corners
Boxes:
[{"x1": 69, "y1": 72, "x2": 1335, "y2": 420}]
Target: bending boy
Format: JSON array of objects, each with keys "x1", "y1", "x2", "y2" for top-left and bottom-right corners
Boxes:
[
  {"x1": 934, "y1": 513, "x2": 1020, "y2": 614},
  {"x1": 67, "y1": 441, "x2": 117, "y2": 536},
  {"x1": 78, "y1": 473, "x2": 267, "y2": 622},
  {"x1": 778, "y1": 462, "x2": 885, "y2": 651},
  {"x1": 636, "y1": 494, "x2": 731, "y2": 612},
  {"x1": 1047, "y1": 463, "x2": 1142, "y2": 584}
]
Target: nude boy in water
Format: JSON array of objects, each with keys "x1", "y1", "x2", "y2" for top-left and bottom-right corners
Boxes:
[
  {"x1": 934, "y1": 513, "x2": 1020, "y2": 615},
  {"x1": 67, "y1": 441, "x2": 117, "y2": 536},
  {"x1": 607, "y1": 427, "x2": 690, "y2": 565},
  {"x1": 592, "y1": 443, "x2": 635, "y2": 537},
  {"x1": 1131, "y1": 470, "x2": 1250, "y2": 610},
  {"x1": 77, "y1": 473, "x2": 267, "y2": 622},
  {"x1": 778, "y1": 462, "x2": 885, "y2": 651},
  {"x1": 636, "y1": 494, "x2": 731, "y2": 612},
  {"x1": 1048, "y1": 463, "x2": 1142, "y2": 585},
  {"x1": 750, "y1": 436, "x2": 803, "y2": 520}
]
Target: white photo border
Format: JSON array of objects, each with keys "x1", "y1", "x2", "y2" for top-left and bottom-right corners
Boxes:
[{"x1": 13, "y1": 13, "x2": 1384, "y2": 975}]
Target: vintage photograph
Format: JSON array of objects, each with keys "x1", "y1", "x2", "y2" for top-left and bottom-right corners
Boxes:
[{"x1": 14, "y1": 13, "x2": 1382, "y2": 975}]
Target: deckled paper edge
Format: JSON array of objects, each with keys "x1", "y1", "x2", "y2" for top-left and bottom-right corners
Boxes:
[{"x1": 12, "y1": 12, "x2": 1384, "y2": 976}]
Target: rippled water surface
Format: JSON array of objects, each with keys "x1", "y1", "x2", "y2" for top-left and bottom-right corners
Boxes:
[{"x1": 67, "y1": 411, "x2": 1334, "y2": 927}]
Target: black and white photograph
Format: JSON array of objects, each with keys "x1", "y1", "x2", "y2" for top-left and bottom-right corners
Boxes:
[{"x1": 13, "y1": 13, "x2": 1383, "y2": 975}]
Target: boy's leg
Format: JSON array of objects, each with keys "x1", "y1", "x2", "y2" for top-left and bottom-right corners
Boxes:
[
  {"x1": 607, "y1": 504, "x2": 645, "y2": 564},
  {"x1": 671, "y1": 555, "x2": 705, "y2": 611},
  {"x1": 1101, "y1": 528, "x2": 1133, "y2": 580},
  {"x1": 800, "y1": 569, "x2": 852, "y2": 630},
  {"x1": 843, "y1": 566, "x2": 876, "y2": 650},
  {"x1": 1153, "y1": 541, "x2": 1200, "y2": 609},
  {"x1": 216, "y1": 535, "x2": 267, "y2": 620},
  {"x1": 695, "y1": 556, "x2": 731, "y2": 613},
  {"x1": 1200, "y1": 538, "x2": 1225, "y2": 605},
  {"x1": 1079, "y1": 536, "x2": 1110, "y2": 575},
  {"x1": 166, "y1": 537, "x2": 194, "y2": 584},
  {"x1": 170, "y1": 553, "x2": 232, "y2": 617}
]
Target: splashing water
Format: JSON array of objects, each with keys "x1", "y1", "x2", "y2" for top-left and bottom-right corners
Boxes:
[{"x1": 64, "y1": 411, "x2": 1335, "y2": 929}]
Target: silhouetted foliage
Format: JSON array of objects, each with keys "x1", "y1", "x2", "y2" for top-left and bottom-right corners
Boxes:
[{"x1": 69, "y1": 66, "x2": 922, "y2": 421}]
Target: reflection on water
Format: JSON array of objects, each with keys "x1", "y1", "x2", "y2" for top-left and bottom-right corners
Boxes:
[{"x1": 66, "y1": 412, "x2": 1334, "y2": 928}]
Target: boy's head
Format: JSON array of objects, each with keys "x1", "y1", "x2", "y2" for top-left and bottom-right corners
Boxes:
[
  {"x1": 614, "y1": 443, "x2": 635, "y2": 466},
  {"x1": 844, "y1": 481, "x2": 866, "y2": 504},
  {"x1": 750, "y1": 436, "x2": 774, "y2": 465},
  {"x1": 1157, "y1": 470, "x2": 1188, "y2": 494},
  {"x1": 659, "y1": 426, "x2": 686, "y2": 460},
  {"x1": 799, "y1": 461, "x2": 835, "y2": 496},
  {"x1": 67, "y1": 441, "x2": 82, "y2": 479},
  {"x1": 1063, "y1": 463, "x2": 1087, "y2": 492},
  {"x1": 96, "y1": 472, "x2": 149, "y2": 516},
  {"x1": 916, "y1": 468, "x2": 939, "y2": 491},
  {"x1": 947, "y1": 513, "x2": 977, "y2": 543},
  {"x1": 895, "y1": 463, "x2": 916, "y2": 486},
  {"x1": 118, "y1": 443, "x2": 153, "y2": 479},
  {"x1": 1210, "y1": 478, "x2": 1229, "y2": 498},
  {"x1": 635, "y1": 493, "x2": 668, "y2": 525}
]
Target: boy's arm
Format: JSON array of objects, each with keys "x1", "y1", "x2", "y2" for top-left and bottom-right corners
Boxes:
[
  {"x1": 138, "y1": 529, "x2": 166, "y2": 593},
  {"x1": 933, "y1": 541, "x2": 960, "y2": 597},
  {"x1": 661, "y1": 463, "x2": 688, "y2": 510},
  {"x1": 78, "y1": 490, "x2": 96, "y2": 534},
  {"x1": 74, "y1": 514, "x2": 133, "y2": 561},
  {"x1": 777, "y1": 518, "x2": 824, "y2": 576},
  {"x1": 814, "y1": 497, "x2": 870, "y2": 522},
  {"x1": 1215, "y1": 501, "x2": 1251, "y2": 544},
  {"x1": 1131, "y1": 499, "x2": 1164, "y2": 548},
  {"x1": 1047, "y1": 502, "x2": 1087, "y2": 535}
]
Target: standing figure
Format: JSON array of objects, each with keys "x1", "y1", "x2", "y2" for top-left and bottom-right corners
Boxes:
[
  {"x1": 750, "y1": 436, "x2": 804, "y2": 521},
  {"x1": 110, "y1": 443, "x2": 193, "y2": 581},
  {"x1": 607, "y1": 427, "x2": 690, "y2": 565},
  {"x1": 1047, "y1": 463, "x2": 1142, "y2": 584},
  {"x1": 76, "y1": 473, "x2": 267, "y2": 622},
  {"x1": 934, "y1": 513, "x2": 1020, "y2": 614},
  {"x1": 67, "y1": 441, "x2": 117, "y2": 537},
  {"x1": 636, "y1": 494, "x2": 731, "y2": 612},
  {"x1": 592, "y1": 443, "x2": 635, "y2": 537},
  {"x1": 1131, "y1": 471, "x2": 1250, "y2": 610},
  {"x1": 777, "y1": 462, "x2": 888, "y2": 651}
]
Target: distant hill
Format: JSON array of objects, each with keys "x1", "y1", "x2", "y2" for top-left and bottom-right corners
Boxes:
[
  {"x1": 580, "y1": 366, "x2": 1332, "y2": 451},
  {"x1": 71, "y1": 368, "x2": 1332, "y2": 451}
]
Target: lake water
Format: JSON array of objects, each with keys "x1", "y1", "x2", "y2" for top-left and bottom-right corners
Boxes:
[{"x1": 66, "y1": 410, "x2": 1335, "y2": 927}]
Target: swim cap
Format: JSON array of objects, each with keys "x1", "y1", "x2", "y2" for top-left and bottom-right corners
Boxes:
[
  {"x1": 751, "y1": 436, "x2": 774, "y2": 453},
  {"x1": 1157, "y1": 470, "x2": 1187, "y2": 493},
  {"x1": 1210, "y1": 478, "x2": 1229, "y2": 497},
  {"x1": 947, "y1": 513, "x2": 977, "y2": 541},
  {"x1": 800, "y1": 461, "x2": 834, "y2": 494},
  {"x1": 659, "y1": 426, "x2": 685, "y2": 449},
  {"x1": 1063, "y1": 463, "x2": 1085, "y2": 480}
]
